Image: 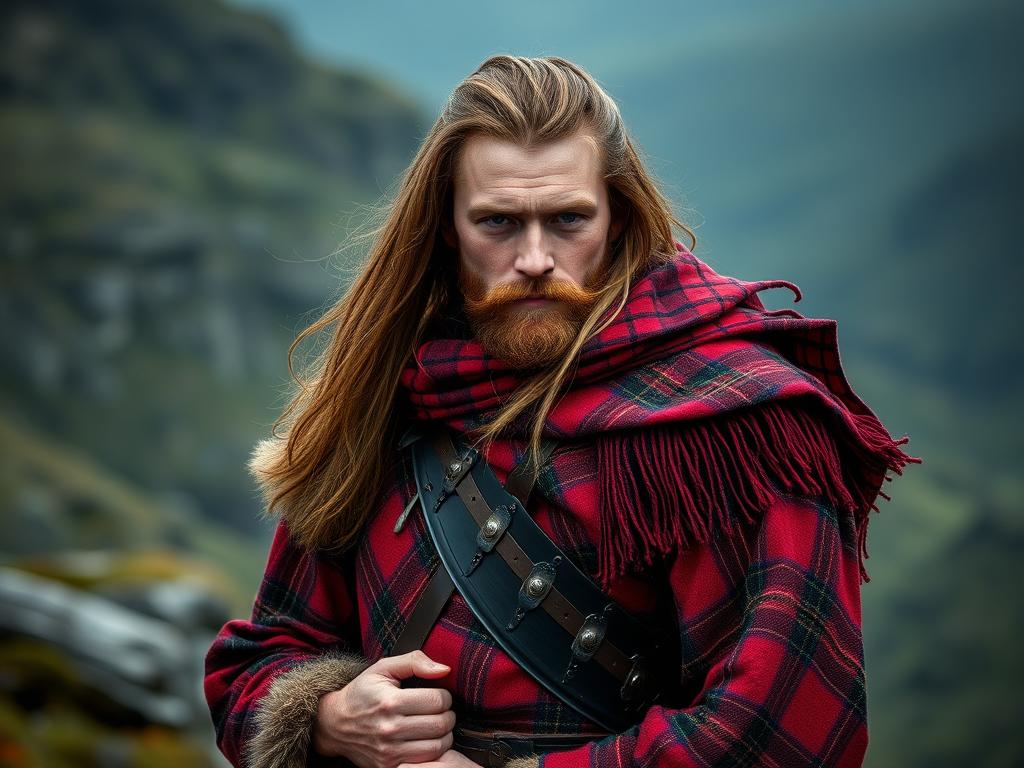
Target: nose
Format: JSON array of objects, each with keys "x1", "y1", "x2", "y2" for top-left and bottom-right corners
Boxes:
[{"x1": 513, "y1": 222, "x2": 555, "y2": 278}]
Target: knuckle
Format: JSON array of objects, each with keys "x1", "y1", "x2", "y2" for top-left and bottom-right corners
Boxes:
[
  {"x1": 377, "y1": 692, "x2": 400, "y2": 715},
  {"x1": 428, "y1": 735, "x2": 449, "y2": 755},
  {"x1": 430, "y1": 713, "x2": 452, "y2": 736}
]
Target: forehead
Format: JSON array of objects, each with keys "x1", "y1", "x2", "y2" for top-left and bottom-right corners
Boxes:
[{"x1": 453, "y1": 130, "x2": 605, "y2": 208}]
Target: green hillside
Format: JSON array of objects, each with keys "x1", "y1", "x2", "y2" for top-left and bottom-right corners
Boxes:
[{"x1": 1, "y1": 0, "x2": 426, "y2": 538}]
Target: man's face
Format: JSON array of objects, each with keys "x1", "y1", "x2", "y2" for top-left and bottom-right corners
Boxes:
[{"x1": 443, "y1": 129, "x2": 623, "y2": 370}]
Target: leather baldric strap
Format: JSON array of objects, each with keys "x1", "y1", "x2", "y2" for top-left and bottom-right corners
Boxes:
[
  {"x1": 390, "y1": 562, "x2": 455, "y2": 656},
  {"x1": 390, "y1": 432, "x2": 557, "y2": 656},
  {"x1": 410, "y1": 429, "x2": 666, "y2": 732},
  {"x1": 431, "y1": 432, "x2": 640, "y2": 685}
]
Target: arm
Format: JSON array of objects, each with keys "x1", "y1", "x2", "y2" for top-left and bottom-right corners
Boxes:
[
  {"x1": 510, "y1": 491, "x2": 868, "y2": 768},
  {"x1": 204, "y1": 518, "x2": 370, "y2": 768}
]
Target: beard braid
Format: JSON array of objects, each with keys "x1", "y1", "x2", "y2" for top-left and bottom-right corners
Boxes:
[{"x1": 458, "y1": 256, "x2": 611, "y2": 370}]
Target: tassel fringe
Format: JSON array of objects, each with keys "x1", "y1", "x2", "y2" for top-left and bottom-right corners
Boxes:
[{"x1": 596, "y1": 399, "x2": 921, "y2": 588}]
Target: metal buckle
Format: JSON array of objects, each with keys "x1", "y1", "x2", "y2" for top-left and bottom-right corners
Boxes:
[
  {"x1": 432, "y1": 446, "x2": 479, "y2": 512},
  {"x1": 506, "y1": 558, "x2": 559, "y2": 630},
  {"x1": 620, "y1": 654, "x2": 650, "y2": 707},
  {"x1": 562, "y1": 609, "x2": 610, "y2": 681},
  {"x1": 464, "y1": 503, "x2": 514, "y2": 575}
]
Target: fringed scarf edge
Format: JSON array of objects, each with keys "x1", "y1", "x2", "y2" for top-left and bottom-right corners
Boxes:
[{"x1": 595, "y1": 399, "x2": 921, "y2": 589}]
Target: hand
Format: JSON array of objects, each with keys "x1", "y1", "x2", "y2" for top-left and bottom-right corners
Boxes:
[
  {"x1": 399, "y1": 749, "x2": 484, "y2": 768},
  {"x1": 312, "y1": 650, "x2": 457, "y2": 768}
]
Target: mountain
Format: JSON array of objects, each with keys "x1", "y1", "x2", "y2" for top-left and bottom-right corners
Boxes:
[
  {"x1": 0, "y1": 0, "x2": 427, "y2": 535},
  {"x1": 1, "y1": 0, "x2": 1021, "y2": 765},
  {"x1": 0, "y1": 1, "x2": 432, "y2": 762}
]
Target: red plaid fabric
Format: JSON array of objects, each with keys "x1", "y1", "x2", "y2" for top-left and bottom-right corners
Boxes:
[
  {"x1": 206, "y1": 440, "x2": 869, "y2": 766},
  {"x1": 402, "y1": 241, "x2": 866, "y2": 428},
  {"x1": 205, "y1": 243, "x2": 917, "y2": 766},
  {"x1": 401, "y1": 242, "x2": 918, "y2": 586}
]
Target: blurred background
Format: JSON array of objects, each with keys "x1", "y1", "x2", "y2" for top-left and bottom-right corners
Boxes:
[{"x1": 0, "y1": 0, "x2": 1020, "y2": 765}]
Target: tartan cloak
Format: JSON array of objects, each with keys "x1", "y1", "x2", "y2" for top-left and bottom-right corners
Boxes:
[{"x1": 204, "y1": 242, "x2": 919, "y2": 768}]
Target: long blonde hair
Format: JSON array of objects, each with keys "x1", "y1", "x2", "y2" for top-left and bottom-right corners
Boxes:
[{"x1": 250, "y1": 54, "x2": 695, "y2": 551}]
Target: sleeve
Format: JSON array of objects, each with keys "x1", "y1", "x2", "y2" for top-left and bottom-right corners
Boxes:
[
  {"x1": 507, "y1": 491, "x2": 868, "y2": 768},
  {"x1": 203, "y1": 518, "x2": 371, "y2": 768}
]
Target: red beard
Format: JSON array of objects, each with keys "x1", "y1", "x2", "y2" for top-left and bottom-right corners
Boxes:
[{"x1": 457, "y1": 257, "x2": 611, "y2": 370}]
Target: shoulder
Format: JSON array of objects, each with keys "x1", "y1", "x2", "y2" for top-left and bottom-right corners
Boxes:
[{"x1": 591, "y1": 399, "x2": 876, "y2": 585}]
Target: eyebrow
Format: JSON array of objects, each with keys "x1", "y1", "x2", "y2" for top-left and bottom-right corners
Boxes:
[{"x1": 466, "y1": 196, "x2": 599, "y2": 219}]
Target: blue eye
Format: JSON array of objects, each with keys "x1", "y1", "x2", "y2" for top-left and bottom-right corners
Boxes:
[
  {"x1": 557, "y1": 213, "x2": 583, "y2": 225},
  {"x1": 483, "y1": 214, "x2": 509, "y2": 227}
]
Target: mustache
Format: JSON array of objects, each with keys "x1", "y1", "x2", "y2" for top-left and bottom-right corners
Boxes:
[{"x1": 463, "y1": 277, "x2": 603, "y2": 312}]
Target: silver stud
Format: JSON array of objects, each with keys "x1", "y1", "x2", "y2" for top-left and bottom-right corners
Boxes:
[
  {"x1": 483, "y1": 517, "x2": 500, "y2": 538},
  {"x1": 527, "y1": 577, "x2": 546, "y2": 597},
  {"x1": 580, "y1": 628, "x2": 599, "y2": 651}
]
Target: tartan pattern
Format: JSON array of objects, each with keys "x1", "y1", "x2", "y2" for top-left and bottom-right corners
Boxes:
[
  {"x1": 206, "y1": 436, "x2": 868, "y2": 767},
  {"x1": 203, "y1": 244, "x2": 891, "y2": 766},
  {"x1": 400, "y1": 243, "x2": 897, "y2": 455},
  {"x1": 550, "y1": 492, "x2": 868, "y2": 768},
  {"x1": 203, "y1": 522, "x2": 362, "y2": 767},
  {"x1": 400, "y1": 242, "x2": 918, "y2": 587}
]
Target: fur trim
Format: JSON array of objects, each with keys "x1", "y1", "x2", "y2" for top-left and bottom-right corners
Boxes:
[
  {"x1": 244, "y1": 649, "x2": 370, "y2": 768},
  {"x1": 504, "y1": 757, "x2": 540, "y2": 768},
  {"x1": 247, "y1": 435, "x2": 287, "y2": 510}
]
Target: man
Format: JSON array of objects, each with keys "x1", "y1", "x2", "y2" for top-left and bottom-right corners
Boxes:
[{"x1": 204, "y1": 55, "x2": 918, "y2": 768}]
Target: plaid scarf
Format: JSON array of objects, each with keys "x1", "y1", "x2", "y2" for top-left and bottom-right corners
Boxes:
[{"x1": 399, "y1": 242, "x2": 920, "y2": 586}]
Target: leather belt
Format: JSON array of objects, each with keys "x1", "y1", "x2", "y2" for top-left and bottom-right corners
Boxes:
[
  {"x1": 432, "y1": 432, "x2": 641, "y2": 684},
  {"x1": 453, "y1": 727, "x2": 604, "y2": 768},
  {"x1": 391, "y1": 432, "x2": 557, "y2": 656},
  {"x1": 410, "y1": 429, "x2": 667, "y2": 732}
]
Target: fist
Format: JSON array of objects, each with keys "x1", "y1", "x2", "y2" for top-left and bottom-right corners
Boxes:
[{"x1": 312, "y1": 650, "x2": 457, "y2": 768}]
